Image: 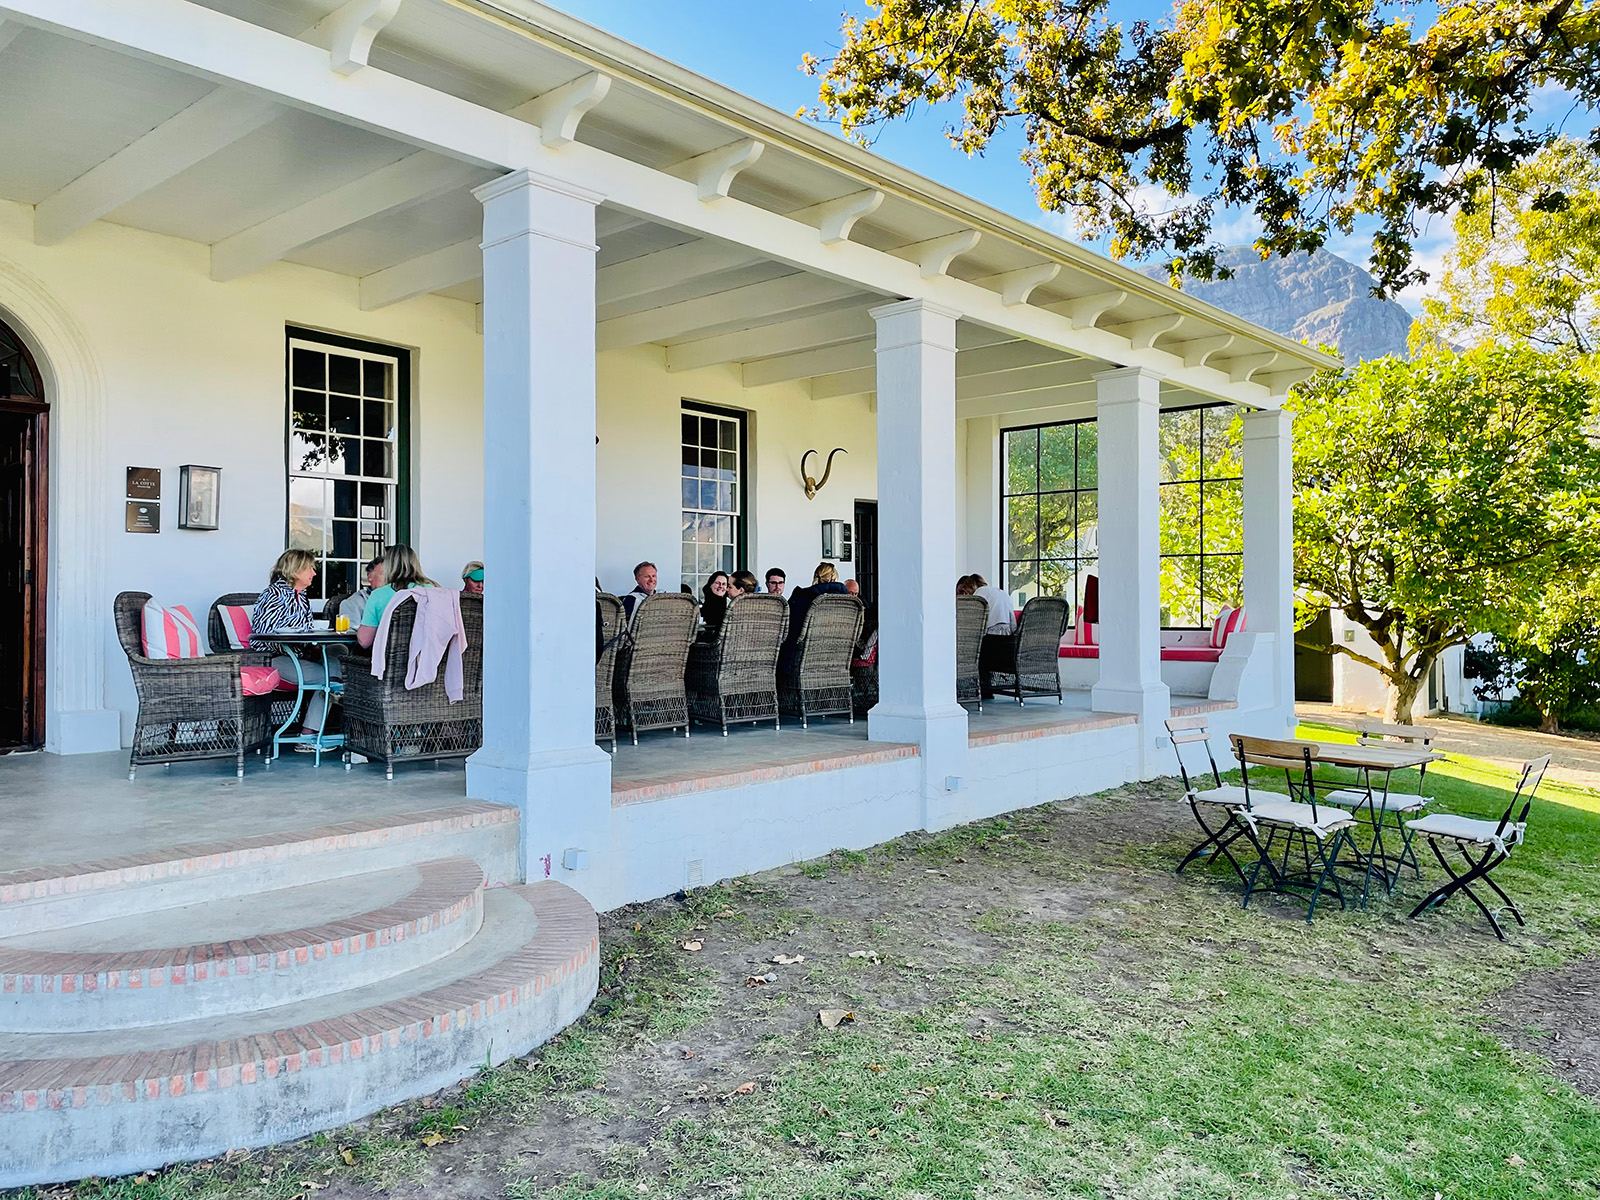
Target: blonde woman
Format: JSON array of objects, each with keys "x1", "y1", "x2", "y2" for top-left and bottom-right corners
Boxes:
[
  {"x1": 252, "y1": 548, "x2": 338, "y2": 743},
  {"x1": 356, "y1": 544, "x2": 437, "y2": 650},
  {"x1": 781, "y1": 561, "x2": 851, "y2": 673},
  {"x1": 460, "y1": 560, "x2": 485, "y2": 596}
]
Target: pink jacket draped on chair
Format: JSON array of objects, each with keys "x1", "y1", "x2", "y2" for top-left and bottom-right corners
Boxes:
[{"x1": 370, "y1": 588, "x2": 467, "y2": 701}]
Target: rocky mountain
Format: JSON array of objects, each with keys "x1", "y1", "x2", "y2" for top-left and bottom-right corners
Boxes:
[{"x1": 1141, "y1": 246, "x2": 1415, "y2": 364}]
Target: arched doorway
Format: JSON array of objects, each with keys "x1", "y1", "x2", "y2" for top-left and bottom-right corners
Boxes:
[{"x1": 0, "y1": 317, "x2": 46, "y2": 749}]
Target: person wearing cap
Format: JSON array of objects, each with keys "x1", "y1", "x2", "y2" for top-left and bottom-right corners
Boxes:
[{"x1": 461, "y1": 561, "x2": 484, "y2": 595}]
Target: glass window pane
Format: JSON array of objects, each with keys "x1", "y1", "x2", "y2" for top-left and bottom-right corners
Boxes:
[
  {"x1": 292, "y1": 348, "x2": 325, "y2": 390},
  {"x1": 1039, "y1": 558, "x2": 1074, "y2": 601},
  {"x1": 1076, "y1": 422, "x2": 1098, "y2": 490},
  {"x1": 332, "y1": 436, "x2": 360, "y2": 477},
  {"x1": 328, "y1": 354, "x2": 361, "y2": 395},
  {"x1": 1202, "y1": 555, "x2": 1244, "y2": 622},
  {"x1": 682, "y1": 478, "x2": 698, "y2": 508},
  {"x1": 700, "y1": 447, "x2": 718, "y2": 469},
  {"x1": 1160, "y1": 408, "x2": 1203, "y2": 483},
  {"x1": 719, "y1": 420, "x2": 737, "y2": 450},
  {"x1": 700, "y1": 480, "x2": 717, "y2": 510},
  {"x1": 363, "y1": 400, "x2": 394, "y2": 439},
  {"x1": 324, "y1": 559, "x2": 358, "y2": 597},
  {"x1": 1160, "y1": 483, "x2": 1201, "y2": 556},
  {"x1": 288, "y1": 518, "x2": 324, "y2": 553},
  {"x1": 682, "y1": 443, "x2": 698, "y2": 467},
  {"x1": 329, "y1": 393, "x2": 360, "y2": 435},
  {"x1": 1203, "y1": 480, "x2": 1243, "y2": 553},
  {"x1": 1039, "y1": 425, "x2": 1074, "y2": 491},
  {"x1": 1160, "y1": 556, "x2": 1204, "y2": 627},
  {"x1": 362, "y1": 439, "x2": 394, "y2": 479},
  {"x1": 329, "y1": 519, "x2": 358, "y2": 558},
  {"x1": 363, "y1": 359, "x2": 389, "y2": 399},
  {"x1": 359, "y1": 481, "x2": 389, "y2": 518},
  {"x1": 1039, "y1": 492, "x2": 1075, "y2": 558},
  {"x1": 1005, "y1": 560, "x2": 1038, "y2": 603},
  {"x1": 700, "y1": 416, "x2": 719, "y2": 447},
  {"x1": 1202, "y1": 405, "x2": 1243, "y2": 478},
  {"x1": 290, "y1": 477, "x2": 327, "y2": 521},
  {"x1": 716, "y1": 483, "x2": 733, "y2": 513},
  {"x1": 682, "y1": 413, "x2": 697, "y2": 444},
  {"x1": 332, "y1": 480, "x2": 358, "y2": 519},
  {"x1": 698, "y1": 541, "x2": 717, "y2": 574},
  {"x1": 1004, "y1": 428, "x2": 1038, "y2": 494},
  {"x1": 720, "y1": 544, "x2": 735, "y2": 573},
  {"x1": 1076, "y1": 491, "x2": 1099, "y2": 557},
  {"x1": 1004, "y1": 496, "x2": 1037, "y2": 561},
  {"x1": 292, "y1": 433, "x2": 329, "y2": 473},
  {"x1": 718, "y1": 451, "x2": 736, "y2": 474},
  {"x1": 292, "y1": 391, "x2": 326, "y2": 432}
]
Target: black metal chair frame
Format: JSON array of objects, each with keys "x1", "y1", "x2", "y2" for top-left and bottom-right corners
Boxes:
[
  {"x1": 1166, "y1": 715, "x2": 1255, "y2": 884},
  {"x1": 983, "y1": 596, "x2": 1068, "y2": 706},
  {"x1": 1232, "y1": 735, "x2": 1355, "y2": 924},
  {"x1": 1407, "y1": 755, "x2": 1549, "y2": 940}
]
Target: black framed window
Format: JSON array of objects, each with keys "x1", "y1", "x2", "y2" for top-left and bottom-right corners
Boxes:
[
  {"x1": 285, "y1": 328, "x2": 411, "y2": 602},
  {"x1": 680, "y1": 401, "x2": 747, "y2": 594},
  {"x1": 1159, "y1": 403, "x2": 1243, "y2": 628},
  {"x1": 1000, "y1": 418, "x2": 1098, "y2": 620}
]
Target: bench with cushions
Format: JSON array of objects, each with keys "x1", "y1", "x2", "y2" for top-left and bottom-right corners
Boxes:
[{"x1": 1057, "y1": 605, "x2": 1247, "y2": 662}]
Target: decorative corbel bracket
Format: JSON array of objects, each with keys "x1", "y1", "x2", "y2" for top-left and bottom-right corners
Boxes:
[{"x1": 322, "y1": 0, "x2": 404, "y2": 75}]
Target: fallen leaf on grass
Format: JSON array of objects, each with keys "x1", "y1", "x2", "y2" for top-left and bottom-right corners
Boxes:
[
  {"x1": 339, "y1": 1149, "x2": 356, "y2": 1166},
  {"x1": 772, "y1": 954, "x2": 805, "y2": 965},
  {"x1": 680, "y1": 940, "x2": 703, "y2": 952},
  {"x1": 848, "y1": 950, "x2": 880, "y2": 962},
  {"x1": 1507, "y1": 1154, "x2": 1526, "y2": 1167},
  {"x1": 744, "y1": 972, "x2": 777, "y2": 986},
  {"x1": 298, "y1": 1181, "x2": 328, "y2": 1190},
  {"x1": 727, "y1": 1081, "x2": 757, "y2": 1097},
  {"x1": 836, "y1": 1131, "x2": 856, "y2": 1139},
  {"x1": 983, "y1": 1091, "x2": 1012, "y2": 1101},
  {"x1": 819, "y1": 1009, "x2": 855, "y2": 1029},
  {"x1": 866, "y1": 1063, "x2": 886, "y2": 1072},
  {"x1": 682, "y1": 1050, "x2": 696, "y2": 1059},
  {"x1": 419, "y1": 1133, "x2": 448, "y2": 1148}
]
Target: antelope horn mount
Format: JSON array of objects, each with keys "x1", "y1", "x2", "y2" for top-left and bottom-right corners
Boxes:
[{"x1": 801, "y1": 447, "x2": 847, "y2": 500}]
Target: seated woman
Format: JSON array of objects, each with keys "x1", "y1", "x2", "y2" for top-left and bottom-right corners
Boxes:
[
  {"x1": 780, "y1": 562, "x2": 850, "y2": 673},
  {"x1": 356, "y1": 544, "x2": 437, "y2": 651},
  {"x1": 461, "y1": 561, "x2": 484, "y2": 596},
  {"x1": 730, "y1": 569, "x2": 760, "y2": 598},
  {"x1": 252, "y1": 548, "x2": 339, "y2": 747},
  {"x1": 698, "y1": 571, "x2": 730, "y2": 642}
]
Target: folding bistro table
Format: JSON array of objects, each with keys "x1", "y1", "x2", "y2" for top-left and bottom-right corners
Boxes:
[{"x1": 1303, "y1": 739, "x2": 1445, "y2": 904}]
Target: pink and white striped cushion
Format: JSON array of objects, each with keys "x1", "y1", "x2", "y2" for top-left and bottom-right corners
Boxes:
[
  {"x1": 1210, "y1": 606, "x2": 1247, "y2": 649},
  {"x1": 140, "y1": 600, "x2": 204, "y2": 660},
  {"x1": 217, "y1": 604, "x2": 253, "y2": 651},
  {"x1": 1072, "y1": 618, "x2": 1097, "y2": 647}
]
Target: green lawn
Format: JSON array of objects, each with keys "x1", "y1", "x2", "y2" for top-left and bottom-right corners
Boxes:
[{"x1": 18, "y1": 729, "x2": 1600, "y2": 1200}]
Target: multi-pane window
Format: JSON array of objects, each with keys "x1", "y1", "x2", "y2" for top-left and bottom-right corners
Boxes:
[
  {"x1": 1000, "y1": 419, "x2": 1098, "y2": 620},
  {"x1": 287, "y1": 334, "x2": 406, "y2": 602},
  {"x1": 681, "y1": 405, "x2": 743, "y2": 595},
  {"x1": 1159, "y1": 404, "x2": 1244, "y2": 627},
  {"x1": 0, "y1": 323, "x2": 39, "y2": 399}
]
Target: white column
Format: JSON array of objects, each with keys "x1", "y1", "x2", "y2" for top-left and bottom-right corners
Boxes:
[
  {"x1": 1090, "y1": 367, "x2": 1170, "y2": 766},
  {"x1": 963, "y1": 414, "x2": 1001, "y2": 580},
  {"x1": 1241, "y1": 407, "x2": 1295, "y2": 733},
  {"x1": 466, "y1": 170, "x2": 612, "y2": 887},
  {"x1": 868, "y1": 299, "x2": 969, "y2": 826}
]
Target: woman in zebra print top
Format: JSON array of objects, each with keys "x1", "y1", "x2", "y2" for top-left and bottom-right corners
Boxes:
[{"x1": 254, "y1": 548, "x2": 340, "y2": 744}]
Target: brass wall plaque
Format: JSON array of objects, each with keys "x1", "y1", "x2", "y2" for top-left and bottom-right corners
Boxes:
[
  {"x1": 125, "y1": 501, "x2": 160, "y2": 534},
  {"x1": 126, "y1": 466, "x2": 161, "y2": 499}
]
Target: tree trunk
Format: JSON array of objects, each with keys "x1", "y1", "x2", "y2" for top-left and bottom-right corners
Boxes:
[
  {"x1": 1385, "y1": 674, "x2": 1423, "y2": 724},
  {"x1": 1540, "y1": 709, "x2": 1561, "y2": 735}
]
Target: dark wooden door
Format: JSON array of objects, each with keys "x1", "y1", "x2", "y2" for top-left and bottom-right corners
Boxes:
[
  {"x1": 853, "y1": 500, "x2": 878, "y2": 610},
  {"x1": 1294, "y1": 609, "x2": 1334, "y2": 704},
  {"x1": 0, "y1": 400, "x2": 46, "y2": 749}
]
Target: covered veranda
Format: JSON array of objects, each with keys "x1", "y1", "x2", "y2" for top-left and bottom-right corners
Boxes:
[{"x1": 0, "y1": 0, "x2": 1333, "y2": 909}]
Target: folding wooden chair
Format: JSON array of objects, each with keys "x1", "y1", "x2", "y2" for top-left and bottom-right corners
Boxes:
[
  {"x1": 1320, "y1": 721, "x2": 1436, "y2": 888},
  {"x1": 1165, "y1": 715, "x2": 1283, "y2": 884},
  {"x1": 1231, "y1": 735, "x2": 1358, "y2": 923},
  {"x1": 1406, "y1": 756, "x2": 1549, "y2": 940}
]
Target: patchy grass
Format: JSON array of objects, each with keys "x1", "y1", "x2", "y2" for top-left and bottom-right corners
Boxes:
[{"x1": 15, "y1": 740, "x2": 1600, "y2": 1200}]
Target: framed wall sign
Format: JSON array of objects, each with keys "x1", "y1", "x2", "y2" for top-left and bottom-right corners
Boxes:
[
  {"x1": 125, "y1": 466, "x2": 160, "y2": 500},
  {"x1": 125, "y1": 501, "x2": 159, "y2": 534},
  {"x1": 179, "y1": 464, "x2": 221, "y2": 530}
]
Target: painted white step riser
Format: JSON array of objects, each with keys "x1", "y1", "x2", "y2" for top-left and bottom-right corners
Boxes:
[
  {"x1": 0, "y1": 824, "x2": 517, "y2": 939},
  {"x1": 0, "y1": 898, "x2": 484, "y2": 1034},
  {"x1": 0, "y1": 951, "x2": 595, "y2": 1188}
]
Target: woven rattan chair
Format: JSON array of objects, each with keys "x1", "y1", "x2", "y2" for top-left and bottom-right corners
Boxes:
[
  {"x1": 341, "y1": 594, "x2": 483, "y2": 779},
  {"x1": 687, "y1": 593, "x2": 788, "y2": 734},
  {"x1": 614, "y1": 591, "x2": 698, "y2": 743},
  {"x1": 984, "y1": 596, "x2": 1069, "y2": 705},
  {"x1": 115, "y1": 591, "x2": 272, "y2": 780},
  {"x1": 780, "y1": 592, "x2": 864, "y2": 728},
  {"x1": 595, "y1": 593, "x2": 626, "y2": 751},
  {"x1": 208, "y1": 592, "x2": 300, "y2": 730},
  {"x1": 955, "y1": 595, "x2": 987, "y2": 711}
]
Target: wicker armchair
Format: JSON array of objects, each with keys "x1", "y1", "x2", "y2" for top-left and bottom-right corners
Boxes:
[
  {"x1": 955, "y1": 595, "x2": 987, "y2": 711},
  {"x1": 208, "y1": 592, "x2": 299, "y2": 730},
  {"x1": 595, "y1": 593, "x2": 626, "y2": 751},
  {"x1": 115, "y1": 591, "x2": 272, "y2": 780},
  {"x1": 341, "y1": 594, "x2": 483, "y2": 779},
  {"x1": 779, "y1": 592, "x2": 864, "y2": 728},
  {"x1": 614, "y1": 592, "x2": 698, "y2": 743},
  {"x1": 686, "y1": 593, "x2": 788, "y2": 734},
  {"x1": 983, "y1": 596, "x2": 1069, "y2": 705}
]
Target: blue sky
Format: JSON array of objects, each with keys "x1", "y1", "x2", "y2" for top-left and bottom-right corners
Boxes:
[{"x1": 548, "y1": 2, "x2": 1590, "y2": 313}]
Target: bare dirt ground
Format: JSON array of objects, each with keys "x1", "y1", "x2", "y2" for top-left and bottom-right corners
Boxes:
[
  {"x1": 1493, "y1": 959, "x2": 1600, "y2": 1104},
  {"x1": 1298, "y1": 701, "x2": 1600, "y2": 791}
]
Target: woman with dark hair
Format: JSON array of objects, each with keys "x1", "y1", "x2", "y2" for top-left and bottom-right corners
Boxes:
[
  {"x1": 729, "y1": 569, "x2": 760, "y2": 598},
  {"x1": 698, "y1": 570, "x2": 730, "y2": 641}
]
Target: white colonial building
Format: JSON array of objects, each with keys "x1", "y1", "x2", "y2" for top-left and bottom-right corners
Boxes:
[{"x1": 0, "y1": 0, "x2": 1333, "y2": 1185}]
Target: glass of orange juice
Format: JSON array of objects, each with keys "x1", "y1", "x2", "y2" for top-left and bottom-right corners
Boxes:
[{"x1": 335, "y1": 614, "x2": 351, "y2": 633}]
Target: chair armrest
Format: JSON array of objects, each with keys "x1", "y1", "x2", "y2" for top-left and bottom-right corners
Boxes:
[{"x1": 127, "y1": 653, "x2": 248, "y2": 705}]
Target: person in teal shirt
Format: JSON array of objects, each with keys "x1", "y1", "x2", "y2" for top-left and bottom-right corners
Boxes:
[{"x1": 356, "y1": 544, "x2": 436, "y2": 650}]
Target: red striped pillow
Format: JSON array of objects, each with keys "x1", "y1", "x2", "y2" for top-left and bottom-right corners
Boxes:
[
  {"x1": 141, "y1": 600, "x2": 203, "y2": 660},
  {"x1": 1072, "y1": 618, "x2": 1097, "y2": 646},
  {"x1": 217, "y1": 604, "x2": 253, "y2": 651},
  {"x1": 1210, "y1": 606, "x2": 1247, "y2": 649}
]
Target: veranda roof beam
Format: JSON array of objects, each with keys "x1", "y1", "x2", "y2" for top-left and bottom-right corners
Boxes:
[
  {"x1": 957, "y1": 387, "x2": 1095, "y2": 421},
  {"x1": 596, "y1": 238, "x2": 762, "y2": 306},
  {"x1": 742, "y1": 339, "x2": 873, "y2": 388},
  {"x1": 210, "y1": 151, "x2": 483, "y2": 281},
  {"x1": 957, "y1": 358, "x2": 1100, "y2": 402},
  {"x1": 596, "y1": 273, "x2": 866, "y2": 349},
  {"x1": 33, "y1": 88, "x2": 281, "y2": 246},
  {"x1": 0, "y1": 19, "x2": 22, "y2": 53},
  {"x1": 1, "y1": 0, "x2": 1331, "y2": 403},
  {"x1": 664, "y1": 304, "x2": 878, "y2": 372},
  {"x1": 359, "y1": 237, "x2": 479, "y2": 310}
]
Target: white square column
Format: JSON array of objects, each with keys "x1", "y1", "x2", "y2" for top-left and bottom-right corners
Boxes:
[
  {"x1": 868, "y1": 299, "x2": 969, "y2": 826},
  {"x1": 466, "y1": 170, "x2": 612, "y2": 887},
  {"x1": 1241, "y1": 407, "x2": 1296, "y2": 733},
  {"x1": 1090, "y1": 367, "x2": 1170, "y2": 767}
]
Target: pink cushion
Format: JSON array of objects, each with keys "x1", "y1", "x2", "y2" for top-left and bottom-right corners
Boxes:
[
  {"x1": 1072, "y1": 619, "x2": 1097, "y2": 647},
  {"x1": 1210, "y1": 606, "x2": 1247, "y2": 649},
  {"x1": 1162, "y1": 646, "x2": 1223, "y2": 663},
  {"x1": 140, "y1": 600, "x2": 203, "y2": 660},
  {"x1": 239, "y1": 665, "x2": 283, "y2": 696},
  {"x1": 217, "y1": 604, "x2": 253, "y2": 651},
  {"x1": 1058, "y1": 644, "x2": 1100, "y2": 659}
]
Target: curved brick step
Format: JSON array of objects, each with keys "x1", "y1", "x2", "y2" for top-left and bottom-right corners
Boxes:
[
  {"x1": 0, "y1": 881, "x2": 598, "y2": 1189},
  {"x1": 0, "y1": 804, "x2": 519, "y2": 938},
  {"x1": 0, "y1": 858, "x2": 486, "y2": 1033}
]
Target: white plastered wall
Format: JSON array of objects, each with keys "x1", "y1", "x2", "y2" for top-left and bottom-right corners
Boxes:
[{"x1": 0, "y1": 200, "x2": 484, "y2": 749}]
